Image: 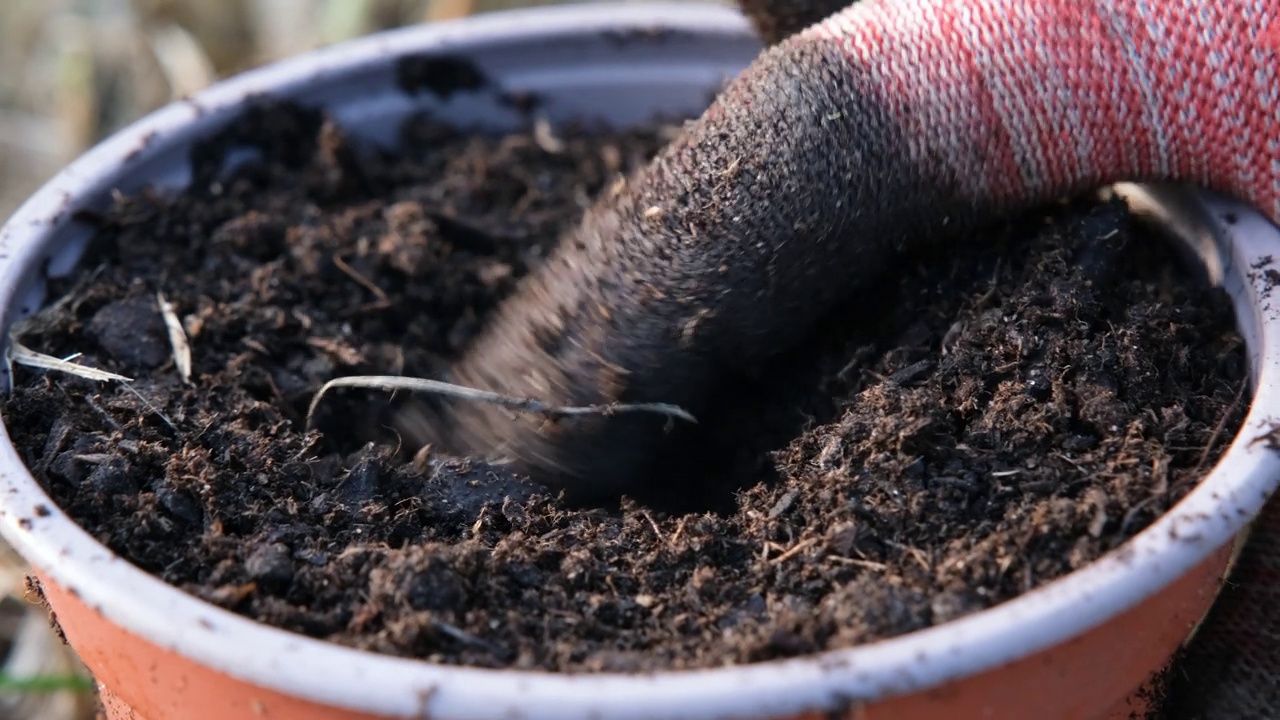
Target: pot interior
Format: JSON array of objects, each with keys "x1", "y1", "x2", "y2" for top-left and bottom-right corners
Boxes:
[{"x1": 0, "y1": 6, "x2": 1278, "y2": 720}]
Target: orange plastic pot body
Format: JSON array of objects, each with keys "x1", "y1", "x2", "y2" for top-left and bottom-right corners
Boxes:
[{"x1": 34, "y1": 540, "x2": 1231, "y2": 719}]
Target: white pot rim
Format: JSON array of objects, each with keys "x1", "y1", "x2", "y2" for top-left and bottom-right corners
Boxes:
[{"x1": 1, "y1": 5, "x2": 1278, "y2": 720}]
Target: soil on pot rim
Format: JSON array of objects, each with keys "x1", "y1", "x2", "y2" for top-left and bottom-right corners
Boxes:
[{"x1": 1, "y1": 100, "x2": 1247, "y2": 674}]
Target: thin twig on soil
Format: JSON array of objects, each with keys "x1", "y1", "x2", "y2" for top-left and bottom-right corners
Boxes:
[
  {"x1": 156, "y1": 291, "x2": 192, "y2": 384},
  {"x1": 332, "y1": 255, "x2": 388, "y2": 301},
  {"x1": 1193, "y1": 376, "x2": 1249, "y2": 474},
  {"x1": 638, "y1": 510, "x2": 664, "y2": 544},
  {"x1": 768, "y1": 537, "x2": 818, "y2": 566},
  {"x1": 760, "y1": 540, "x2": 777, "y2": 562},
  {"x1": 305, "y1": 375, "x2": 697, "y2": 431},
  {"x1": 965, "y1": 257, "x2": 1004, "y2": 317},
  {"x1": 1119, "y1": 494, "x2": 1165, "y2": 536},
  {"x1": 78, "y1": 394, "x2": 122, "y2": 432},
  {"x1": 7, "y1": 343, "x2": 132, "y2": 383},
  {"x1": 287, "y1": 433, "x2": 322, "y2": 463},
  {"x1": 669, "y1": 516, "x2": 688, "y2": 547},
  {"x1": 828, "y1": 556, "x2": 889, "y2": 571},
  {"x1": 433, "y1": 620, "x2": 509, "y2": 659},
  {"x1": 884, "y1": 539, "x2": 932, "y2": 572},
  {"x1": 120, "y1": 385, "x2": 181, "y2": 436}
]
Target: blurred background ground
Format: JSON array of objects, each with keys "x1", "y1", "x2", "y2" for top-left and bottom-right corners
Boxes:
[
  {"x1": 1, "y1": 2, "x2": 672, "y2": 718},
  {"x1": 0, "y1": 0, "x2": 604, "y2": 222}
]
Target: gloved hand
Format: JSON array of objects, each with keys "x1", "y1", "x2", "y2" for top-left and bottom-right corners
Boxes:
[
  {"x1": 425, "y1": 0, "x2": 1278, "y2": 499},
  {"x1": 417, "y1": 2, "x2": 1280, "y2": 714}
]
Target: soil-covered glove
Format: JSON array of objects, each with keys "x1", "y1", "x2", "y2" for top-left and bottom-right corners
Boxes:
[{"x1": 424, "y1": 0, "x2": 1279, "y2": 500}]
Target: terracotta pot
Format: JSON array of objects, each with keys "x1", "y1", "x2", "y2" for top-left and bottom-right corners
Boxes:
[{"x1": 1, "y1": 5, "x2": 1278, "y2": 719}]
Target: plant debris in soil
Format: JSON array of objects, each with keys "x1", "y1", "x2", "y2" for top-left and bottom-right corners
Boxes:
[{"x1": 1, "y1": 100, "x2": 1247, "y2": 673}]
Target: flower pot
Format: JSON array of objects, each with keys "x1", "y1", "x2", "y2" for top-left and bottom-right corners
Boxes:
[{"x1": 1, "y1": 4, "x2": 1278, "y2": 719}]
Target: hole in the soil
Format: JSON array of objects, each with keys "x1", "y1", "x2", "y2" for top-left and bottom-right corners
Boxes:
[
  {"x1": 608, "y1": 375, "x2": 807, "y2": 515},
  {"x1": 305, "y1": 270, "x2": 904, "y2": 516},
  {"x1": 304, "y1": 368, "x2": 817, "y2": 515},
  {"x1": 306, "y1": 201, "x2": 1149, "y2": 518},
  {"x1": 305, "y1": 211, "x2": 1039, "y2": 517}
]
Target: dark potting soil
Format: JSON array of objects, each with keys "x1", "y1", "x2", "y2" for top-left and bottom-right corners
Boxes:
[{"x1": 2, "y1": 100, "x2": 1246, "y2": 673}]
